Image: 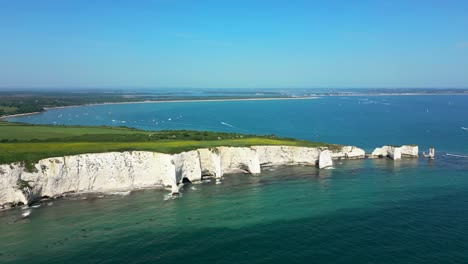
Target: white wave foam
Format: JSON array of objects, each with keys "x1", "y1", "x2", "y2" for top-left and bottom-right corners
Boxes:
[
  {"x1": 446, "y1": 153, "x2": 468, "y2": 158},
  {"x1": 31, "y1": 204, "x2": 41, "y2": 208},
  {"x1": 22, "y1": 210, "x2": 31, "y2": 218},
  {"x1": 190, "y1": 186, "x2": 197, "y2": 190},
  {"x1": 202, "y1": 179, "x2": 212, "y2": 183},
  {"x1": 461, "y1": 127, "x2": 468, "y2": 131},
  {"x1": 164, "y1": 193, "x2": 182, "y2": 201},
  {"x1": 110, "y1": 191, "x2": 131, "y2": 196}
]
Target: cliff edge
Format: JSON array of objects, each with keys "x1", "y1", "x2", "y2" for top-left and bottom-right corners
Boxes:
[{"x1": 0, "y1": 145, "x2": 363, "y2": 209}]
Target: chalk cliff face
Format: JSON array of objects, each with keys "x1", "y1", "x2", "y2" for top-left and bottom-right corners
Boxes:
[
  {"x1": 371, "y1": 145, "x2": 419, "y2": 160},
  {"x1": 400, "y1": 145, "x2": 419, "y2": 157},
  {"x1": 0, "y1": 145, "x2": 365, "y2": 209},
  {"x1": 198, "y1": 149, "x2": 222, "y2": 178},
  {"x1": 331, "y1": 146, "x2": 366, "y2": 159},
  {"x1": 252, "y1": 146, "x2": 320, "y2": 166},
  {"x1": 318, "y1": 150, "x2": 333, "y2": 169},
  {"x1": 173, "y1": 151, "x2": 202, "y2": 183},
  {"x1": 218, "y1": 147, "x2": 261, "y2": 175}
]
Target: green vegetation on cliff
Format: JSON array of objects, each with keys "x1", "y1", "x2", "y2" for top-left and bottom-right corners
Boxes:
[{"x1": 0, "y1": 121, "x2": 339, "y2": 168}]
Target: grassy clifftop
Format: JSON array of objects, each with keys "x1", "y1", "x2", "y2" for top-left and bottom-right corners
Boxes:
[{"x1": 0, "y1": 121, "x2": 339, "y2": 168}]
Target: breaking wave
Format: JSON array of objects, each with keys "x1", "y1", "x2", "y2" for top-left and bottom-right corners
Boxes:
[{"x1": 22, "y1": 210, "x2": 31, "y2": 218}]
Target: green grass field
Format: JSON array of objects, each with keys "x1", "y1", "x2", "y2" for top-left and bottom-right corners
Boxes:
[
  {"x1": 0, "y1": 106, "x2": 18, "y2": 114},
  {"x1": 0, "y1": 121, "x2": 153, "y2": 140},
  {"x1": 0, "y1": 121, "x2": 338, "y2": 170}
]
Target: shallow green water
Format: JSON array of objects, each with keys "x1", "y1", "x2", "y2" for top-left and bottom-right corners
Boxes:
[{"x1": 1, "y1": 157, "x2": 467, "y2": 264}]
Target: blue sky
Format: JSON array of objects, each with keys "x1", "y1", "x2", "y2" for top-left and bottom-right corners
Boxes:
[{"x1": 1, "y1": 0, "x2": 467, "y2": 89}]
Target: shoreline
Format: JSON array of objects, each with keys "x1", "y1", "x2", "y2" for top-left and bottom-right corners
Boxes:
[
  {"x1": 0, "y1": 96, "x2": 318, "y2": 120},
  {"x1": 1, "y1": 92, "x2": 467, "y2": 120},
  {"x1": 0, "y1": 111, "x2": 42, "y2": 119},
  {"x1": 320, "y1": 93, "x2": 468, "y2": 97}
]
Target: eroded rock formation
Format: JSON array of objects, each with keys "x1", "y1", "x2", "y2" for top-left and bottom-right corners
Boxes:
[
  {"x1": 0, "y1": 145, "x2": 365, "y2": 208},
  {"x1": 371, "y1": 145, "x2": 419, "y2": 160}
]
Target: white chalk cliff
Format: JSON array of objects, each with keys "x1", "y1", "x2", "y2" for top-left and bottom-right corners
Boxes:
[
  {"x1": 318, "y1": 150, "x2": 333, "y2": 169},
  {"x1": 371, "y1": 145, "x2": 419, "y2": 160},
  {"x1": 0, "y1": 145, "x2": 365, "y2": 208}
]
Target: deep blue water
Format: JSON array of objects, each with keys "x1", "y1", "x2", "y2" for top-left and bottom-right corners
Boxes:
[{"x1": 2, "y1": 95, "x2": 468, "y2": 264}]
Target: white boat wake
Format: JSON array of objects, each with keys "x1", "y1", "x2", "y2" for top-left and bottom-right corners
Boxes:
[
  {"x1": 221, "y1": 122, "x2": 235, "y2": 128},
  {"x1": 446, "y1": 153, "x2": 468, "y2": 158},
  {"x1": 461, "y1": 127, "x2": 468, "y2": 131}
]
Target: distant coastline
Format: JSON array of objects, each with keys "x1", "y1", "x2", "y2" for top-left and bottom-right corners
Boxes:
[
  {"x1": 2, "y1": 90, "x2": 468, "y2": 120},
  {"x1": 309, "y1": 92, "x2": 468, "y2": 97},
  {"x1": 0, "y1": 96, "x2": 318, "y2": 120},
  {"x1": 0, "y1": 111, "x2": 42, "y2": 119}
]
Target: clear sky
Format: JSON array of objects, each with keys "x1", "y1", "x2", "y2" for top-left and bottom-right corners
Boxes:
[{"x1": 1, "y1": 0, "x2": 467, "y2": 89}]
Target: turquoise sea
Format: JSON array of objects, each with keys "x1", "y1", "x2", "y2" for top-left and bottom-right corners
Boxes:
[{"x1": 2, "y1": 95, "x2": 468, "y2": 263}]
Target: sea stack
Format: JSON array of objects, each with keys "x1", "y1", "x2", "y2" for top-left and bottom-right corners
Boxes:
[
  {"x1": 318, "y1": 150, "x2": 333, "y2": 169},
  {"x1": 429, "y1": 147, "x2": 435, "y2": 159},
  {"x1": 423, "y1": 147, "x2": 435, "y2": 159},
  {"x1": 387, "y1": 146, "x2": 402, "y2": 160},
  {"x1": 371, "y1": 145, "x2": 419, "y2": 160}
]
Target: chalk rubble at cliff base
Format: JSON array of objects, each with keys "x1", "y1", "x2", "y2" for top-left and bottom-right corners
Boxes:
[{"x1": 0, "y1": 144, "x2": 420, "y2": 209}]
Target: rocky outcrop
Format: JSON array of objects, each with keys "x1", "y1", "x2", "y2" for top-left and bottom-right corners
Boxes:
[
  {"x1": 0, "y1": 151, "x2": 176, "y2": 208},
  {"x1": 423, "y1": 147, "x2": 435, "y2": 159},
  {"x1": 429, "y1": 147, "x2": 435, "y2": 159},
  {"x1": 218, "y1": 147, "x2": 261, "y2": 175},
  {"x1": 173, "y1": 151, "x2": 202, "y2": 183},
  {"x1": 252, "y1": 146, "x2": 320, "y2": 166},
  {"x1": 331, "y1": 146, "x2": 366, "y2": 159},
  {"x1": 371, "y1": 145, "x2": 419, "y2": 160},
  {"x1": 400, "y1": 145, "x2": 419, "y2": 157},
  {"x1": 0, "y1": 144, "x2": 371, "y2": 209},
  {"x1": 387, "y1": 147, "x2": 401, "y2": 160},
  {"x1": 198, "y1": 148, "x2": 222, "y2": 178},
  {"x1": 318, "y1": 150, "x2": 333, "y2": 169}
]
